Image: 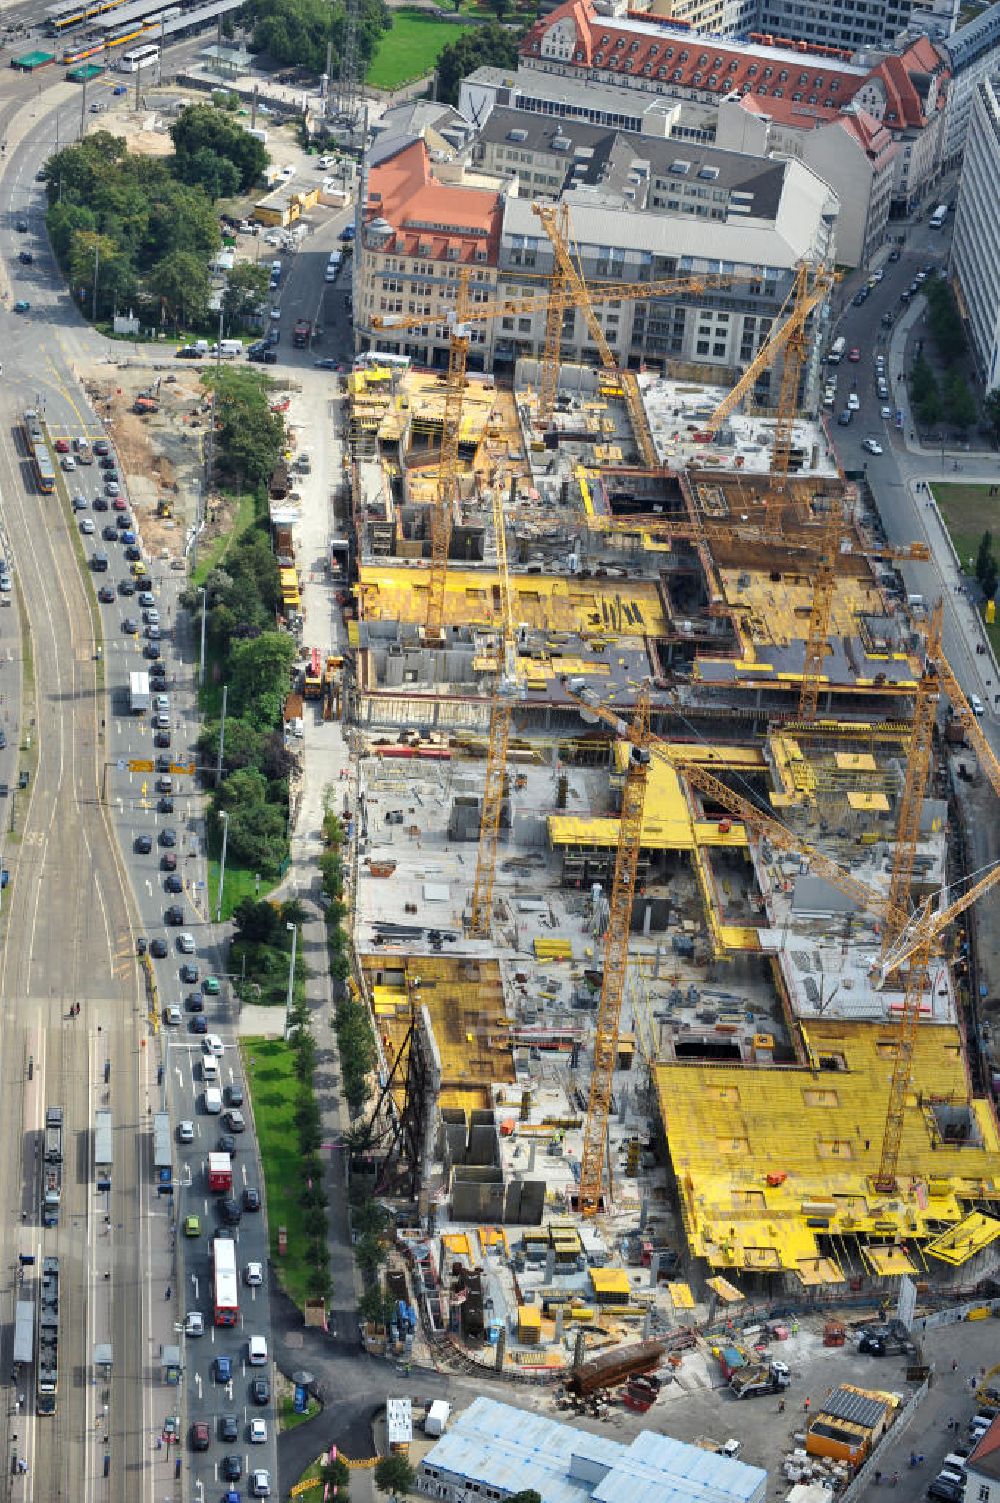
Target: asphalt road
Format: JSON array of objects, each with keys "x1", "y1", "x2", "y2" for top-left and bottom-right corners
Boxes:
[{"x1": 0, "y1": 45, "x2": 279, "y2": 1503}]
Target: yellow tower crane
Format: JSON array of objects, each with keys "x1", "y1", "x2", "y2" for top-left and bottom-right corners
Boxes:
[
  {"x1": 468, "y1": 473, "x2": 520, "y2": 937},
  {"x1": 578, "y1": 687, "x2": 651, "y2": 1217},
  {"x1": 372, "y1": 266, "x2": 765, "y2": 646},
  {"x1": 564, "y1": 644, "x2": 1000, "y2": 1195}
]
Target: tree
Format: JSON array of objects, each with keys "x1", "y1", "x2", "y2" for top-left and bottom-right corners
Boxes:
[
  {"x1": 170, "y1": 103, "x2": 269, "y2": 193},
  {"x1": 435, "y1": 21, "x2": 520, "y2": 105},
  {"x1": 225, "y1": 801, "x2": 288, "y2": 873},
  {"x1": 508, "y1": 1493, "x2": 543, "y2": 1503},
  {"x1": 976, "y1": 532, "x2": 998, "y2": 601},
  {"x1": 373, "y1": 1454, "x2": 415, "y2": 1496},
  {"x1": 223, "y1": 261, "x2": 272, "y2": 324},
  {"x1": 320, "y1": 1453, "x2": 351, "y2": 1495},
  {"x1": 359, "y1": 1285, "x2": 395, "y2": 1327},
  {"x1": 944, "y1": 371, "x2": 978, "y2": 433},
  {"x1": 487, "y1": 0, "x2": 511, "y2": 17},
  {"x1": 230, "y1": 631, "x2": 297, "y2": 725},
  {"x1": 147, "y1": 249, "x2": 210, "y2": 329},
  {"x1": 232, "y1": 897, "x2": 281, "y2": 945},
  {"x1": 985, "y1": 389, "x2": 1000, "y2": 447}
]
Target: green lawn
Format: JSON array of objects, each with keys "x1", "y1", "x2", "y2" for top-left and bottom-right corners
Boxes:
[
  {"x1": 931, "y1": 480, "x2": 1000, "y2": 574},
  {"x1": 193, "y1": 489, "x2": 257, "y2": 587},
  {"x1": 931, "y1": 479, "x2": 1000, "y2": 656},
  {"x1": 367, "y1": 7, "x2": 472, "y2": 88},
  {"x1": 242, "y1": 1038, "x2": 315, "y2": 1307},
  {"x1": 279, "y1": 1394, "x2": 322, "y2": 1431},
  {"x1": 207, "y1": 857, "x2": 278, "y2": 923}
]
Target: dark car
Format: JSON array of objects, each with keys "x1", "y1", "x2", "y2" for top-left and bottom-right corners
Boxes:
[
  {"x1": 243, "y1": 1187, "x2": 261, "y2": 1212},
  {"x1": 135, "y1": 835, "x2": 153, "y2": 855},
  {"x1": 159, "y1": 829, "x2": 176, "y2": 848},
  {"x1": 93, "y1": 440, "x2": 110, "y2": 457},
  {"x1": 99, "y1": 454, "x2": 116, "y2": 469},
  {"x1": 186, "y1": 991, "x2": 204, "y2": 1012},
  {"x1": 218, "y1": 1133, "x2": 236, "y2": 1154},
  {"x1": 102, "y1": 525, "x2": 118, "y2": 542},
  {"x1": 144, "y1": 643, "x2": 161, "y2": 660},
  {"x1": 115, "y1": 512, "x2": 132, "y2": 528},
  {"x1": 180, "y1": 963, "x2": 199, "y2": 984},
  {"x1": 93, "y1": 495, "x2": 109, "y2": 512},
  {"x1": 160, "y1": 852, "x2": 177, "y2": 872},
  {"x1": 220, "y1": 1197, "x2": 242, "y2": 1224},
  {"x1": 225, "y1": 1084, "x2": 244, "y2": 1108},
  {"x1": 98, "y1": 586, "x2": 115, "y2": 604},
  {"x1": 15, "y1": 219, "x2": 28, "y2": 233},
  {"x1": 155, "y1": 755, "x2": 172, "y2": 774},
  {"x1": 125, "y1": 545, "x2": 142, "y2": 562},
  {"x1": 250, "y1": 1377, "x2": 270, "y2": 1406},
  {"x1": 122, "y1": 617, "x2": 138, "y2": 635},
  {"x1": 214, "y1": 1355, "x2": 233, "y2": 1383},
  {"x1": 165, "y1": 905, "x2": 184, "y2": 926},
  {"x1": 223, "y1": 1456, "x2": 242, "y2": 1481},
  {"x1": 154, "y1": 731, "x2": 171, "y2": 749},
  {"x1": 165, "y1": 873, "x2": 183, "y2": 893},
  {"x1": 190, "y1": 1422, "x2": 210, "y2": 1452},
  {"x1": 190, "y1": 1015, "x2": 208, "y2": 1034},
  {"x1": 158, "y1": 797, "x2": 175, "y2": 815},
  {"x1": 150, "y1": 938, "x2": 169, "y2": 959},
  {"x1": 224, "y1": 1110, "x2": 245, "y2": 1133},
  {"x1": 18, "y1": 250, "x2": 33, "y2": 265},
  {"x1": 155, "y1": 777, "x2": 172, "y2": 793},
  {"x1": 118, "y1": 578, "x2": 136, "y2": 596},
  {"x1": 219, "y1": 1416, "x2": 239, "y2": 1443}
]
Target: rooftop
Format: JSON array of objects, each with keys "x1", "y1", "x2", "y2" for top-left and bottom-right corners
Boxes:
[{"x1": 420, "y1": 1396, "x2": 767, "y2": 1503}]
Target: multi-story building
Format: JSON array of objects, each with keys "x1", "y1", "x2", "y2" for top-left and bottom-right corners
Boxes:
[
  {"x1": 717, "y1": 96, "x2": 898, "y2": 266},
  {"x1": 965, "y1": 1417, "x2": 1000, "y2": 1503},
  {"x1": 950, "y1": 75, "x2": 1000, "y2": 391},
  {"x1": 941, "y1": 0, "x2": 1000, "y2": 168},
  {"x1": 494, "y1": 153, "x2": 837, "y2": 396},
  {"x1": 521, "y1": 2, "x2": 949, "y2": 212},
  {"x1": 355, "y1": 138, "x2": 505, "y2": 370},
  {"x1": 459, "y1": 62, "x2": 715, "y2": 140}
]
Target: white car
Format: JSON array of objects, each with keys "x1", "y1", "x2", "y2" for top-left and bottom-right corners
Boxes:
[
  {"x1": 324, "y1": 267, "x2": 337, "y2": 283},
  {"x1": 880, "y1": 405, "x2": 892, "y2": 418},
  {"x1": 847, "y1": 393, "x2": 860, "y2": 411},
  {"x1": 249, "y1": 1418, "x2": 267, "y2": 1444},
  {"x1": 164, "y1": 1006, "x2": 182, "y2": 1026},
  {"x1": 61, "y1": 455, "x2": 76, "y2": 470},
  {"x1": 184, "y1": 1311, "x2": 204, "y2": 1336},
  {"x1": 251, "y1": 1471, "x2": 271, "y2": 1498},
  {"x1": 203, "y1": 1033, "x2": 224, "y2": 1057},
  {"x1": 244, "y1": 1261, "x2": 263, "y2": 1287},
  {"x1": 863, "y1": 438, "x2": 883, "y2": 455},
  {"x1": 873, "y1": 268, "x2": 884, "y2": 282},
  {"x1": 317, "y1": 155, "x2": 332, "y2": 169},
  {"x1": 269, "y1": 308, "x2": 281, "y2": 321},
  {"x1": 178, "y1": 1119, "x2": 194, "y2": 1142},
  {"x1": 80, "y1": 518, "x2": 95, "y2": 534},
  {"x1": 178, "y1": 932, "x2": 196, "y2": 954},
  {"x1": 970, "y1": 693, "x2": 985, "y2": 716}
]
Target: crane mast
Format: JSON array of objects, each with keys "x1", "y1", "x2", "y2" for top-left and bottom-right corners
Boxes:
[{"x1": 579, "y1": 690, "x2": 651, "y2": 1217}]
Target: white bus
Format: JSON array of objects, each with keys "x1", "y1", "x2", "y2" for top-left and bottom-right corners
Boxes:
[
  {"x1": 118, "y1": 41, "x2": 158, "y2": 71},
  {"x1": 929, "y1": 203, "x2": 948, "y2": 229},
  {"x1": 827, "y1": 335, "x2": 847, "y2": 365}
]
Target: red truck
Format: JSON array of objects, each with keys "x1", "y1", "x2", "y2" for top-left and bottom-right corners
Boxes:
[
  {"x1": 207, "y1": 1152, "x2": 232, "y2": 1193},
  {"x1": 293, "y1": 318, "x2": 311, "y2": 348}
]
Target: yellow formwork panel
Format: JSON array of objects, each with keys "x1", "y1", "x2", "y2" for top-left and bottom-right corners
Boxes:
[
  {"x1": 549, "y1": 752, "x2": 750, "y2": 857},
  {"x1": 361, "y1": 953, "x2": 514, "y2": 1112},
  {"x1": 862, "y1": 1245, "x2": 917, "y2": 1277},
  {"x1": 925, "y1": 1211, "x2": 1000, "y2": 1266},
  {"x1": 718, "y1": 566, "x2": 887, "y2": 652},
  {"x1": 656, "y1": 1019, "x2": 1000, "y2": 1274},
  {"x1": 358, "y1": 565, "x2": 668, "y2": 639},
  {"x1": 667, "y1": 1281, "x2": 695, "y2": 1309}
]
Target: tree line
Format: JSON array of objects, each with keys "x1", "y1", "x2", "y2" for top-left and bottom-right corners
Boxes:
[{"x1": 44, "y1": 105, "x2": 268, "y2": 329}]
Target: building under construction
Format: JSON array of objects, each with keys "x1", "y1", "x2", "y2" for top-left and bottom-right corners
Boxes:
[{"x1": 341, "y1": 234, "x2": 1000, "y2": 1351}]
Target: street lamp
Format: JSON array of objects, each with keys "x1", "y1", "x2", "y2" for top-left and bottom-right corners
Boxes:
[
  {"x1": 284, "y1": 922, "x2": 298, "y2": 1037},
  {"x1": 198, "y1": 585, "x2": 207, "y2": 688},
  {"x1": 215, "y1": 811, "x2": 229, "y2": 924}
]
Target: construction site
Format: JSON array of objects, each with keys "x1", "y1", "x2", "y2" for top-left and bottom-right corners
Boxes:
[{"x1": 301, "y1": 214, "x2": 1000, "y2": 1394}]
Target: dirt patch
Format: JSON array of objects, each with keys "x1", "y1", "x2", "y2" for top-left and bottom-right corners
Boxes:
[{"x1": 79, "y1": 363, "x2": 210, "y2": 559}]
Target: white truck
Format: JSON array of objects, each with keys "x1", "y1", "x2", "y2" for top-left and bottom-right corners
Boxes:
[{"x1": 129, "y1": 671, "x2": 150, "y2": 714}]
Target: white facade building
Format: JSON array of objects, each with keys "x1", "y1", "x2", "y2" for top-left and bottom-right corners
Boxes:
[{"x1": 950, "y1": 75, "x2": 1000, "y2": 391}]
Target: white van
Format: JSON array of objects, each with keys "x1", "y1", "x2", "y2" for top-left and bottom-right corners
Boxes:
[
  {"x1": 248, "y1": 1335, "x2": 268, "y2": 1366},
  {"x1": 204, "y1": 1086, "x2": 222, "y2": 1113},
  {"x1": 202, "y1": 1055, "x2": 220, "y2": 1082},
  {"x1": 212, "y1": 339, "x2": 243, "y2": 359}
]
